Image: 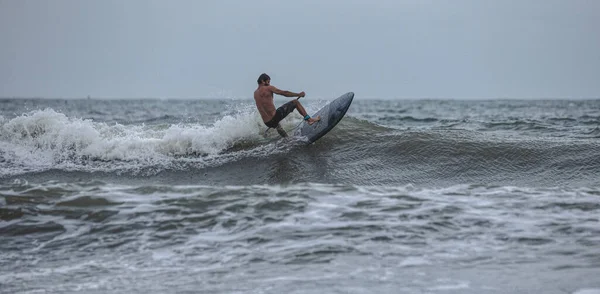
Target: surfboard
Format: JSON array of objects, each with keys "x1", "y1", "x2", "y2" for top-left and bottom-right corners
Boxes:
[{"x1": 294, "y1": 92, "x2": 354, "y2": 143}]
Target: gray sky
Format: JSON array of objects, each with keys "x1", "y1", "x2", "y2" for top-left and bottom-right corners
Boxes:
[{"x1": 1, "y1": 0, "x2": 599, "y2": 99}]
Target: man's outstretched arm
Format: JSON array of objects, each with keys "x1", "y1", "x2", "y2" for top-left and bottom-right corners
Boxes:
[{"x1": 269, "y1": 86, "x2": 305, "y2": 98}]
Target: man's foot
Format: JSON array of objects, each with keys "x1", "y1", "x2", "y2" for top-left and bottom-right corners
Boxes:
[{"x1": 307, "y1": 116, "x2": 321, "y2": 125}]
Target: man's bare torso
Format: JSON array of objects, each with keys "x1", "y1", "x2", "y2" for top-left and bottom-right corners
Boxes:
[{"x1": 254, "y1": 85, "x2": 276, "y2": 123}]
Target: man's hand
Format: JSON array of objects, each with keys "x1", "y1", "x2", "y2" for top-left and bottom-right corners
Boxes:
[{"x1": 298, "y1": 91, "x2": 306, "y2": 98}]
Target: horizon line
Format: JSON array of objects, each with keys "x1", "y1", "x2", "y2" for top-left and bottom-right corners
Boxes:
[{"x1": 1, "y1": 96, "x2": 599, "y2": 101}]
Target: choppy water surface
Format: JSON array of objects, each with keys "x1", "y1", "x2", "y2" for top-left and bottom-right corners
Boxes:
[{"x1": 1, "y1": 98, "x2": 600, "y2": 293}]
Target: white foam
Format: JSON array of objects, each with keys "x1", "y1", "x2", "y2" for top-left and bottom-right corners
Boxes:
[
  {"x1": 427, "y1": 280, "x2": 470, "y2": 291},
  {"x1": 0, "y1": 107, "x2": 287, "y2": 176},
  {"x1": 399, "y1": 256, "x2": 431, "y2": 267}
]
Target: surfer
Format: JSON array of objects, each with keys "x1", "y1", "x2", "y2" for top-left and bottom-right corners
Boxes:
[{"x1": 254, "y1": 73, "x2": 320, "y2": 137}]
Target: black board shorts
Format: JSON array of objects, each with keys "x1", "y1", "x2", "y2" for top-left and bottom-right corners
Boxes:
[{"x1": 264, "y1": 100, "x2": 296, "y2": 128}]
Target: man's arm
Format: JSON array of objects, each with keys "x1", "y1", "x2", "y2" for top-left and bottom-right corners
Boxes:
[{"x1": 269, "y1": 86, "x2": 305, "y2": 98}]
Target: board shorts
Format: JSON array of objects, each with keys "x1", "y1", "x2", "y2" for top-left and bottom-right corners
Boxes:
[{"x1": 264, "y1": 100, "x2": 296, "y2": 128}]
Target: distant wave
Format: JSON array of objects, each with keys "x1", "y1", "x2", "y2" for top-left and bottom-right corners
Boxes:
[{"x1": 379, "y1": 116, "x2": 439, "y2": 123}]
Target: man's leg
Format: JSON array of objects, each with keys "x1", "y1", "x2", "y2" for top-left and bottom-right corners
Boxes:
[
  {"x1": 291, "y1": 100, "x2": 320, "y2": 125},
  {"x1": 275, "y1": 124, "x2": 288, "y2": 137}
]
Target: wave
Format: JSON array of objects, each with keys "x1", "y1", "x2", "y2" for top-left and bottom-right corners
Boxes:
[
  {"x1": 379, "y1": 116, "x2": 439, "y2": 123},
  {"x1": 130, "y1": 114, "x2": 179, "y2": 124},
  {"x1": 0, "y1": 108, "x2": 299, "y2": 177},
  {"x1": 1, "y1": 108, "x2": 599, "y2": 187},
  {"x1": 482, "y1": 120, "x2": 551, "y2": 131}
]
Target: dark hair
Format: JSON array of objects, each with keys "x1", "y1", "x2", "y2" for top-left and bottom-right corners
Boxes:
[{"x1": 257, "y1": 73, "x2": 270, "y2": 84}]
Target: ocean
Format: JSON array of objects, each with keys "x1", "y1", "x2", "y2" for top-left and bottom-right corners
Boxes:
[{"x1": 1, "y1": 97, "x2": 599, "y2": 293}]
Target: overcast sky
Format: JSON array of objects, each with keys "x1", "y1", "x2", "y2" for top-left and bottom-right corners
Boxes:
[{"x1": 1, "y1": 0, "x2": 599, "y2": 99}]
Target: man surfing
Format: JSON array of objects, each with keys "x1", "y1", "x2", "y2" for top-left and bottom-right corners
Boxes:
[{"x1": 254, "y1": 73, "x2": 320, "y2": 137}]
